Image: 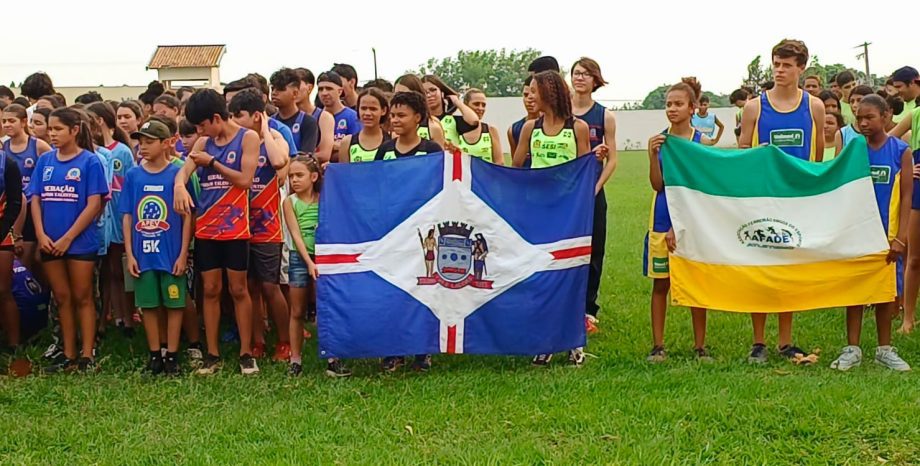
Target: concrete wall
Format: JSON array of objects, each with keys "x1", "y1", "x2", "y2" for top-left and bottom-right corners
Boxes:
[{"x1": 483, "y1": 97, "x2": 739, "y2": 152}]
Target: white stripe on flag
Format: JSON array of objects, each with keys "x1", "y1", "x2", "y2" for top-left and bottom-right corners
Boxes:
[
  {"x1": 316, "y1": 263, "x2": 372, "y2": 275},
  {"x1": 667, "y1": 178, "x2": 889, "y2": 266},
  {"x1": 443, "y1": 151, "x2": 472, "y2": 190},
  {"x1": 439, "y1": 321, "x2": 465, "y2": 354},
  {"x1": 316, "y1": 241, "x2": 376, "y2": 255}
]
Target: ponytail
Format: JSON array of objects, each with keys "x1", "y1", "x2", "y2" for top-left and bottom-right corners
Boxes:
[
  {"x1": 293, "y1": 153, "x2": 323, "y2": 193},
  {"x1": 87, "y1": 101, "x2": 130, "y2": 147}
]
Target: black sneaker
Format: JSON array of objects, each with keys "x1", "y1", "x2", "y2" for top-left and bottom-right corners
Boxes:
[
  {"x1": 748, "y1": 343, "x2": 768, "y2": 364},
  {"x1": 186, "y1": 343, "x2": 204, "y2": 368},
  {"x1": 381, "y1": 356, "x2": 405, "y2": 373},
  {"x1": 289, "y1": 362, "x2": 303, "y2": 377},
  {"x1": 77, "y1": 357, "x2": 97, "y2": 374},
  {"x1": 196, "y1": 354, "x2": 222, "y2": 375},
  {"x1": 779, "y1": 345, "x2": 809, "y2": 363},
  {"x1": 412, "y1": 354, "x2": 432, "y2": 372},
  {"x1": 43, "y1": 355, "x2": 75, "y2": 374},
  {"x1": 325, "y1": 359, "x2": 352, "y2": 378},
  {"x1": 145, "y1": 355, "x2": 164, "y2": 375},
  {"x1": 532, "y1": 353, "x2": 553, "y2": 366},
  {"x1": 646, "y1": 346, "x2": 667, "y2": 363},
  {"x1": 42, "y1": 343, "x2": 62, "y2": 361},
  {"x1": 163, "y1": 356, "x2": 180, "y2": 377},
  {"x1": 239, "y1": 354, "x2": 260, "y2": 375},
  {"x1": 694, "y1": 347, "x2": 714, "y2": 362},
  {"x1": 567, "y1": 348, "x2": 586, "y2": 367}
]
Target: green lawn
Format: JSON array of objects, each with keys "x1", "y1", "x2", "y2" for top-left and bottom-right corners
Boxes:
[{"x1": 4, "y1": 152, "x2": 920, "y2": 464}]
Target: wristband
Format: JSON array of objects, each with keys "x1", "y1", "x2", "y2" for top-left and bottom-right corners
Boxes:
[
  {"x1": 894, "y1": 238, "x2": 907, "y2": 248},
  {"x1": 208, "y1": 157, "x2": 217, "y2": 169}
]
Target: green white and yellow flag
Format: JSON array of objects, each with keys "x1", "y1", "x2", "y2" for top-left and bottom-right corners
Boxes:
[{"x1": 661, "y1": 137, "x2": 895, "y2": 312}]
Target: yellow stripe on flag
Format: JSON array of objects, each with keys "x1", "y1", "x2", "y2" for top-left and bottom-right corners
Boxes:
[{"x1": 670, "y1": 253, "x2": 896, "y2": 313}]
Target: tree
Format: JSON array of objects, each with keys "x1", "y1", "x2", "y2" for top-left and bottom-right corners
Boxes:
[
  {"x1": 743, "y1": 55, "x2": 772, "y2": 94},
  {"x1": 638, "y1": 85, "x2": 731, "y2": 110},
  {"x1": 409, "y1": 48, "x2": 542, "y2": 97},
  {"x1": 804, "y1": 56, "x2": 847, "y2": 87},
  {"x1": 639, "y1": 84, "x2": 671, "y2": 110}
]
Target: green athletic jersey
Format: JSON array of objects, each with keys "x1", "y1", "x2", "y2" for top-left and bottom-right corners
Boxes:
[
  {"x1": 841, "y1": 102, "x2": 856, "y2": 125},
  {"x1": 290, "y1": 194, "x2": 318, "y2": 254},
  {"x1": 895, "y1": 99, "x2": 917, "y2": 125},
  {"x1": 170, "y1": 157, "x2": 200, "y2": 197},
  {"x1": 458, "y1": 123, "x2": 494, "y2": 163},
  {"x1": 440, "y1": 114, "x2": 460, "y2": 146},
  {"x1": 530, "y1": 117, "x2": 577, "y2": 168},
  {"x1": 911, "y1": 107, "x2": 920, "y2": 151},
  {"x1": 417, "y1": 121, "x2": 431, "y2": 141},
  {"x1": 348, "y1": 134, "x2": 381, "y2": 163}
]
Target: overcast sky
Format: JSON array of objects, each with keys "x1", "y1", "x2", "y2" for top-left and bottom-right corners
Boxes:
[{"x1": 2, "y1": 0, "x2": 916, "y2": 103}]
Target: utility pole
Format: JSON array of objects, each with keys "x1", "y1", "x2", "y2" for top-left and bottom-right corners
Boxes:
[
  {"x1": 372, "y1": 48, "x2": 378, "y2": 81},
  {"x1": 855, "y1": 42, "x2": 872, "y2": 84}
]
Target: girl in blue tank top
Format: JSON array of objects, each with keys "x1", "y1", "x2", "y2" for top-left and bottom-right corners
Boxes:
[
  {"x1": 644, "y1": 78, "x2": 711, "y2": 363},
  {"x1": 569, "y1": 57, "x2": 618, "y2": 332},
  {"x1": 2, "y1": 104, "x2": 52, "y2": 272},
  {"x1": 830, "y1": 95, "x2": 913, "y2": 372}
]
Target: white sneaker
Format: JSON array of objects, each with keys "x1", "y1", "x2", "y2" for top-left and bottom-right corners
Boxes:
[
  {"x1": 830, "y1": 345, "x2": 862, "y2": 371},
  {"x1": 875, "y1": 346, "x2": 911, "y2": 371}
]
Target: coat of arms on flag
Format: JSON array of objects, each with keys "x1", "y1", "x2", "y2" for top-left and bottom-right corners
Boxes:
[{"x1": 315, "y1": 152, "x2": 599, "y2": 358}]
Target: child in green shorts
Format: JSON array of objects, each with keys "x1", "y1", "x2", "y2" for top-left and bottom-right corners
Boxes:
[{"x1": 120, "y1": 120, "x2": 193, "y2": 375}]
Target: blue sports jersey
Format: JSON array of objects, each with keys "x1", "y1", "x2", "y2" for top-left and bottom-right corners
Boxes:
[
  {"x1": 868, "y1": 137, "x2": 910, "y2": 239},
  {"x1": 753, "y1": 91, "x2": 817, "y2": 161},
  {"x1": 841, "y1": 124, "x2": 860, "y2": 148},
  {"x1": 2, "y1": 136, "x2": 40, "y2": 194},
  {"x1": 511, "y1": 117, "x2": 532, "y2": 168},
  {"x1": 576, "y1": 102, "x2": 607, "y2": 150},
  {"x1": 104, "y1": 141, "x2": 136, "y2": 245},
  {"x1": 27, "y1": 149, "x2": 109, "y2": 255},
  {"x1": 119, "y1": 163, "x2": 186, "y2": 273},
  {"x1": 333, "y1": 107, "x2": 362, "y2": 142},
  {"x1": 12, "y1": 259, "x2": 49, "y2": 340},
  {"x1": 94, "y1": 147, "x2": 115, "y2": 255},
  {"x1": 650, "y1": 129, "x2": 703, "y2": 233},
  {"x1": 691, "y1": 112, "x2": 717, "y2": 138},
  {"x1": 268, "y1": 117, "x2": 298, "y2": 156}
]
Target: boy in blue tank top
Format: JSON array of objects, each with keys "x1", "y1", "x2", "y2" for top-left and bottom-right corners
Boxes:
[{"x1": 739, "y1": 39, "x2": 826, "y2": 364}]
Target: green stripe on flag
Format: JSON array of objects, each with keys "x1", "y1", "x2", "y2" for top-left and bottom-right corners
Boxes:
[{"x1": 661, "y1": 136, "x2": 870, "y2": 198}]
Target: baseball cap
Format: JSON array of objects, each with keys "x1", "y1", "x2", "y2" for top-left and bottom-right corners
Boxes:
[
  {"x1": 891, "y1": 66, "x2": 919, "y2": 84},
  {"x1": 131, "y1": 120, "x2": 172, "y2": 140}
]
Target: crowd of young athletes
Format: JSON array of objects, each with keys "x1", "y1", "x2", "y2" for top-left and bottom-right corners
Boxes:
[{"x1": 0, "y1": 39, "x2": 917, "y2": 377}]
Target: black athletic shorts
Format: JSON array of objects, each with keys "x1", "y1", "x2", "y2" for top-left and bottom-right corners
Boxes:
[
  {"x1": 23, "y1": 209, "x2": 37, "y2": 242},
  {"x1": 195, "y1": 239, "x2": 249, "y2": 272},
  {"x1": 41, "y1": 252, "x2": 98, "y2": 262},
  {"x1": 248, "y1": 242, "x2": 282, "y2": 284}
]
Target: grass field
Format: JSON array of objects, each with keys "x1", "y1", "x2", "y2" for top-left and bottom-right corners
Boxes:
[{"x1": 3, "y1": 151, "x2": 920, "y2": 465}]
